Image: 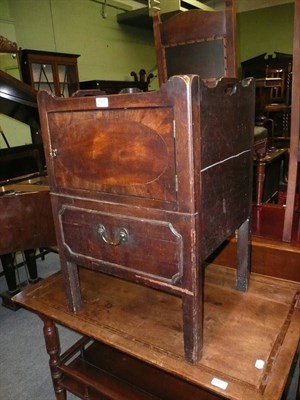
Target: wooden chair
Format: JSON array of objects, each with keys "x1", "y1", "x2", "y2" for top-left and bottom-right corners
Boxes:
[
  {"x1": 265, "y1": 67, "x2": 286, "y2": 102},
  {"x1": 264, "y1": 66, "x2": 292, "y2": 147},
  {"x1": 153, "y1": 2, "x2": 252, "y2": 292},
  {"x1": 153, "y1": 0, "x2": 237, "y2": 86}
]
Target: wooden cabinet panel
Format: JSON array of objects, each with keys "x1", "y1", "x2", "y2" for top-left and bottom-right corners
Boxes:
[
  {"x1": 59, "y1": 205, "x2": 183, "y2": 284},
  {"x1": 47, "y1": 107, "x2": 177, "y2": 201}
]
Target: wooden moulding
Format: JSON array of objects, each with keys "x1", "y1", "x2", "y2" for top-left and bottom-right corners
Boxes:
[{"x1": 0, "y1": 35, "x2": 17, "y2": 53}]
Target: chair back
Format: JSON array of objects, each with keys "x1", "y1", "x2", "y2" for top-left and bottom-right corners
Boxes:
[
  {"x1": 153, "y1": 0, "x2": 237, "y2": 86},
  {"x1": 265, "y1": 64, "x2": 293, "y2": 105}
]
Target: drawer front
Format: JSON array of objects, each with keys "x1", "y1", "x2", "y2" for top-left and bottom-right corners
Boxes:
[
  {"x1": 48, "y1": 107, "x2": 177, "y2": 203},
  {"x1": 59, "y1": 206, "x2": 183, "y2": 284}
]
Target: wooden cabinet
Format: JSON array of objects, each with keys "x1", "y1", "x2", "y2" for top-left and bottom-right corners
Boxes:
[
  {"x1": 19, "y1": 49, "x2": 80, "y2": 97},
  {"x1": 37, "y1": 75, "x2": 254, "y2": 363}
]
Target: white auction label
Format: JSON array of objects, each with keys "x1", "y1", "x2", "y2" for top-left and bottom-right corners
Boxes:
[
  {"x1": 211, "y1": 377, "x2": 228, "y2": 390},
  {"x1": 96, "y1": 97, "x2": 109, "y2": 108},
  {"x1": 255, "y1": 359, "x2": 265, "y2": 369}
]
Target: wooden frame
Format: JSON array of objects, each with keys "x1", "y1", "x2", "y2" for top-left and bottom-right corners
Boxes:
[
  {"x1": 153, "y1": 0, "x2": 237, "y2": 86},
  {"x1": 283, "y1": 1, "x2": 300, "y2": 242},
  {"x1": 0, "y1": 35, "x2": 17, "y2": 53}
]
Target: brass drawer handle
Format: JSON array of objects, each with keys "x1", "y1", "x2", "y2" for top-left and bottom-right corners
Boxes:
[{"x1": 97, "y1": 224, "x2": 128, "y2": 246}]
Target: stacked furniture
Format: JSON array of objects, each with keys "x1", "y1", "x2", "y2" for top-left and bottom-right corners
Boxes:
[
  {"x1": 152, "y1": 4, "x2": 271, "y2": 207},
  {"x1": 37, "y1": 73, "x2": 254, "y2": 363}
]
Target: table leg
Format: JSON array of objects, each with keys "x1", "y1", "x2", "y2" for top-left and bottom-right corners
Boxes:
[
  {"x1": 40, "y1": 316, "x2": 66, "y2": 400},
  {"x1": 182, "y1": 262, "x2": 203, "y2": 364},
  {"x1": 0, "y1": 253, "x2": 18, "y2": 293},
  {"x1": 255, "y1": 158, "x2": 266, "y2": 206},
  {"x1": 24, "y1": 249, "x2": 39, "y2": 283},
  {"x1": 236, "y1": 218, "x2": 250, "y2": 292}
]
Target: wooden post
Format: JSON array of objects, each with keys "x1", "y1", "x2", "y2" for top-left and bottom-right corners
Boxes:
[{"x1": 282, "y1": 1, "x2": 300, "y2": 242}]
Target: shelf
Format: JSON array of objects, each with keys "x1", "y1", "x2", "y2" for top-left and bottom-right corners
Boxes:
[
  {"x1": 59, "y1": 340, "x2": 162, "y2": 400},
  {"x1": 13, "y1": 265, "x2": 300, "y2": 400}
]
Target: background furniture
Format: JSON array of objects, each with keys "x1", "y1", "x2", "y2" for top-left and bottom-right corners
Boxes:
[
  {"x1": 283, "y1": 1, "x2": 300, "y2": 242},
  {"x1": 253, "y1": 147, "x2": 287, "y2": 206},
  {"x1": 264, "y1": 69, "x2": 292, "y2": 149},
  {"x1": 0, "y1": 38, "x2": 56, "y2": 309},
  {"x1": 153, "y1": 0, "x2": 237, "y2": 84},
  {"x1": 241, "y1": 52, "x2": 293, "y2": 148},
  {"x1": 37, "y1": 74, "x2": 254, "y2": 364},
  {"x1": 153, "y1": 3, "x2": 277, "y2": 208},
  {"x1": 241, "y1": 52, "x2": 292, "y2": 81},
  {"x1": 80, "y1": 79, "x2": 149, "y2": 94},
  {"x1": 19, "y1": 49, "x2": 80, "y2": 97}
]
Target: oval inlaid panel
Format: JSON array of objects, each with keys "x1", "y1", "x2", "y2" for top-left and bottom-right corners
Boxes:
[{"x1": 50, "y1": 113, "x2": 170, "y2": 187}]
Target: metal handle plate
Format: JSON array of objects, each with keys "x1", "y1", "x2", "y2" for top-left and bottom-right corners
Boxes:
[{"x1": 97, "y1": 224, "x2": 128, "y2": 246}]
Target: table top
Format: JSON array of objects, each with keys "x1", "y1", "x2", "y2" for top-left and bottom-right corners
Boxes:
[
  {"x1": 253, "y1": 147, "x2": 287, "y2": 163},
  {"x1": 13, "y1": 263, "x2": 300, "y2": 400}
]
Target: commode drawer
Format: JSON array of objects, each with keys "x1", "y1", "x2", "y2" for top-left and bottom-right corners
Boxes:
[{"x1": 59, "y1": 206, "x2": 183, "y2": 284}]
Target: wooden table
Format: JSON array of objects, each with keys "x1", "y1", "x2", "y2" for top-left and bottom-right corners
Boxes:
[
  {"x1": 0, "y1": 181, "x2": 56, "y2": 309},
  {"x1": 13, "y1": 264, "x2": 300, "y2": 400}
]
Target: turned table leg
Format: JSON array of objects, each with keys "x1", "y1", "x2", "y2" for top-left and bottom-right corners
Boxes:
[
  {"x1": 236, "y1": 218, "x2": 250, "y2": 292},
  {"x1": 40, "y1": 316, "x2": 66, "y2": 400},
  {"x1": 255, "y1": 157, "x2": 266, "y2": 207}
]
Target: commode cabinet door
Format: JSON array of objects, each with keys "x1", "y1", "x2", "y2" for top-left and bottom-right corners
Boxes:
[{"x1": 47, "y1": 107, "x2": 177, "y2": 202}]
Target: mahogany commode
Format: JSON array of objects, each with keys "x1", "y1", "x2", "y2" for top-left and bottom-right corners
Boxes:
[{"x1": 37, "y1": 74, "x2": 254, "y2": 363}]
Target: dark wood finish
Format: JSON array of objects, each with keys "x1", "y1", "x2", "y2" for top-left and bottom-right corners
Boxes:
[
  {"x1": 0, "y1": 68, "x2": 39, "y2": 123},
  {"x1": 254, "y1": 77, "x2": 283, "y2": 120},
  {"x1": 0, "y1": 35, "x2": 17, "y2": 53},
  {"x1": 80, "y1": 79, "x2": 149, "y2": 94},
  {"x1": 0, "y1": 143, "x2": 44, "y2": 181},
  {"x1": 152, "y1": 5, "x2": 283, "y2": 212},
  {"x1": 58, "y1": 340, "x2": 222, "y2": 400},
  {"x1": 283, "y1": 1, "x2": 300, "y2": 242},
  {"x1": 0, "y1": 68, "x2": 56, "y2": 300},
  {"x1": 0, "y1": 183, "x2": 55, "y2": 254},
  {"x1": 13, "y1": 264, "x2": 300, "y2": 400},
  {"x1": 42, "y1": 316, "x2": 66, "y2": 400},
  {"x1": 242, "y1": 54, "x2": 293, "y2": 148},
  {"x1": 153, "y1": 0, "x2": 237, "y2": 86},
  {"x1": 0, "y1": 182, "x2": 56, "y2": 299},
  {"x1": 37, "y1": 75, "x2": 254, "y2": 363},
  {"x1": 253, "y1": 148, "x2": 287, "y2": 206},
  {"x1": 264, "y1": 69, "x2": 292, "y2": 147},
  {"x1": 241, "y1": 52, "x2": 292, "y2": 81},
  {"x1": 212, "y1": 205, "x2": 300, "y2": 283},
  {"x1": 19, "y1": 49, "x2": 80, "y2": 97}
]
